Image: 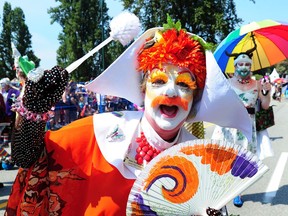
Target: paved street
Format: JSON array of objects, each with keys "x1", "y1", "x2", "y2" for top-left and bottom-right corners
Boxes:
[{"x1": 0, "y1": 98, "x2": 288, "y2": 215}]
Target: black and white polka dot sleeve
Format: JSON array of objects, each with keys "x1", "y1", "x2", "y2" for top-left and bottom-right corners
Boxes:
[{"x1": 12, "y1": 66, "x2": 69, "y2": 168}]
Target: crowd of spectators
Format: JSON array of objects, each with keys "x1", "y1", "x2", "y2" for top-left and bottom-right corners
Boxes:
[
  {"x1": 47, "y1": 80, "x2": 137, "y2": 130},
  {"x1": 1, "y1": 77, "x2": 138, "y2": 137}
]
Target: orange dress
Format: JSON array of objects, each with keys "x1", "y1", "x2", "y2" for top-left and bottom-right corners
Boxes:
[{"x1": 5, "y1": 116, "x2": 135, "y2": 216}]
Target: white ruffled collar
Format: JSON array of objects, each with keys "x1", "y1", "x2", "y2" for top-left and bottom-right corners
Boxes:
[{"x1": 93, "y1": 111, "x2": 193, "y2": 180}]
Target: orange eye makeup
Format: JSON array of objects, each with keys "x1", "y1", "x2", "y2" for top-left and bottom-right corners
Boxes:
[
  {"x1": 148, "y1": 69, "x2": 168, "y2": 84},
  {"x1": 176, "y1": 73, "x2": 197, "y2": 90}
]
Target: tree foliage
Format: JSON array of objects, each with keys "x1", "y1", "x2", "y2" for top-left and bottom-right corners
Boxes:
[
  {"x1": 0, "y1": 2, "x2": 39, "y2": 79},
  {"x1": 121, "y1": 0, "x2": 246, "y2": 45},
  {"x1": 121, "y1": 0, "x2": 288, "y2": 74},
  {"x1": 275, "y1": 60, "x2": 288, "y2": 75},
  {"x1": 48, "y1": 0, "x2": 125, "y2": 81},
  {"x1": 6, "y1": 0, "x2": 283, "y2": 82}
]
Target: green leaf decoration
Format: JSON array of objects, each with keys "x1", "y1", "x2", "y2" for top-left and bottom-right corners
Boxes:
[
  {"x1": 191, "y1": 35, "x2": 213, "y2": 51},
  {"x1": 162, "y1": 14, "x2": 212, "y2": 51},
  {"x1": 163, "y1": 14, "x2": 181, "y2": 31}
]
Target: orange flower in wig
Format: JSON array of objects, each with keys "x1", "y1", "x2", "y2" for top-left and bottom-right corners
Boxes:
[{"x1": 138, "y1": 27, "x2": 206, "y2": 89}]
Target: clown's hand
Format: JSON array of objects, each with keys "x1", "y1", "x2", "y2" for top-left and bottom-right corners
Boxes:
[{"x1": 22, "y1": 66, "x2": 69, "y2": 115}]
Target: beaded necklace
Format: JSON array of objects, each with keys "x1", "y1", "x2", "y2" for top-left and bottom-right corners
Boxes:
[
  {"x1": 237, "y1": 78, "x2": 250, "y2": 85},
  {"x1": 135, "y1": 132, "x2": 161, "y2": 165}
]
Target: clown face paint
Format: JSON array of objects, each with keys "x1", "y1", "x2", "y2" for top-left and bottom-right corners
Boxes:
[
  {"x1": 235, "y1": 62, "x2": 252, "y2": 78},
  {"x1": 144, "y1": 64, "x2": 195, "y2": 131}
]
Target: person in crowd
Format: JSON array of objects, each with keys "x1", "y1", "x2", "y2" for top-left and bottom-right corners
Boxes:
[
  {"x1": 0, "y1": 92, "x2": 9, "y2": 147},
  {"x1": 0, "y1": 78, "x2": 20, "y2": 147},
  {"x1": 106, "y1": 95, "x2": 120, "y2": 112},
  {"x1": 272, "y1": 78, "x2": 288, "y2": 102},
  {"x1": 78, "y1": 95, "x2": 86, "y2": 116},
  {"x1": 83, "y1": 104, "x2": 95, "y2": 117},
  {"x1": 272, "y1": 81, "x2": 282, "y2": 101},
  {"x1": 62, "y1": 81, "x2": 80, "y2": 124},
  {"x1": 118, "y1": 97, "x2": 129, "y2": 110},
  {"x1": 6, "y1": 18, "x2": 252, "y2": 215},
  {"x1": 51, "y1": 101, "x2": 64, "y2": 129},
  {"x1": 0, "y1": 92, "x2": 8, "y2": 132},
  {"x1": 68, "y1": 90, "x2": 81, "y2": 120},
  {"x1": 212, "y1": 48, "x2": 274, "y2": 207},
  {"x1": 0, "y1": 139, "x2": 10, "y2": 189},
  {"x1": 87, "y1": 90, "x2": 98, "y2": 112},
  {"x1": 97, "y1": 93, "x2": 107, "y2": 113},
  {"x1": 105, "y1": 95, "x2": 113, "y2": 112},
  {"x1": 0, "y1": 92, "x2": 9, "y2": 187},
  {"x1": 112, "y1": 96, "x2": 120, "y2": 111}
]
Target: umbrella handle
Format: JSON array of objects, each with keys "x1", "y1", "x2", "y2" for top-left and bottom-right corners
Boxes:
[{"x1": 250, "y1": 33, "x2": 263, "y2": 69}]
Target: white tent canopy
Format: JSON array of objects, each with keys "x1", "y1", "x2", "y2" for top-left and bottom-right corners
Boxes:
[{"x1": 269, "y1": 68, "x2": 280, "y2": 82}]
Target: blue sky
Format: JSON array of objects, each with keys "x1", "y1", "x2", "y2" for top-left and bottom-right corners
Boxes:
[{"x1": 0, "y1": 0, "x2": 287, "y2": 69}]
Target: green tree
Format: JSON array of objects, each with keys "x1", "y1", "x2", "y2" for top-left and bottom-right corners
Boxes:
[
  {"x1": 276, "y1": 60, "x2": 288, "y2": 75},
  {"x1": 121, "y1": 0, "x2": 255, "y2": 45},
  {"x1": 48, "y1": 0, "x2": 124, "y2": 81},
  {"x1": 0, "y1": 2, "x2": 39, "y2": 79},
  {"x1": 11, "y1": 7, "x2": 40, "y2": 67},
  {"x1": 0, "y1": 2, "x2": 13, "y2": 78}
]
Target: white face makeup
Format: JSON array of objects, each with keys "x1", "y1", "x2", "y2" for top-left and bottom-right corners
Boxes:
[
  {"x1": 144, "y1": 64, "x2": 195, "y2": 131},
  {"x1": 235, "y1": 62, "x2": 252, "y2": 78},
  {"x1": 234, "y1": 54, "x2": 252, "y2": 78}
]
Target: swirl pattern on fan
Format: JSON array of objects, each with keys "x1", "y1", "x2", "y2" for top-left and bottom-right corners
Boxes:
[{"x1": 126, "y1": 139, "x2": 269, "y2": 216}]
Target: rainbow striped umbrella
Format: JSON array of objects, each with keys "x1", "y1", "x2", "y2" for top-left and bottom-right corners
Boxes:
[{"x1": 214, "y1": 19, "x2": 288, "y2": 73}]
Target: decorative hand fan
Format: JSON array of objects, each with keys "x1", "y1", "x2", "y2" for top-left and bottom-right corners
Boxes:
[{"x1": 126, "y1": 139, "x2": 269, "y2": 216}]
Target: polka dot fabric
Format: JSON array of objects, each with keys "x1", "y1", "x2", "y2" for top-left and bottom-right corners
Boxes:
[
  {"x1": 12, "y1": 66, "x2": 69, "y2": 168},
  {"x1": 23, "y1": 66, "x2": 69, "y2": 113},
  {"x1": 12, "y1": 118, "x2": 46, "y2": 168}
]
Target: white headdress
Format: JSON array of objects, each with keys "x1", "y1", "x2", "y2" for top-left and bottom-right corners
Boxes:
[{"x1": 85, "y1": 27, "x2": 252, "y2": 140}]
